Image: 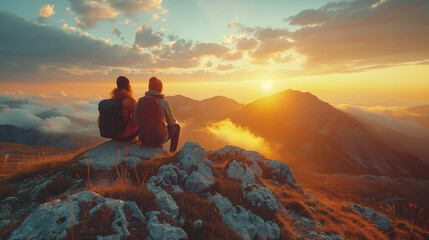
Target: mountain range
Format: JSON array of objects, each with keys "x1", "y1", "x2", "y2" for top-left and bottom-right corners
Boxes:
[
  {"x1": 226, "y1": 90, "x2": 429, "y2": 179},
  {"x1": 0, "y1": 124, "x2": 103, "y2": 150}
]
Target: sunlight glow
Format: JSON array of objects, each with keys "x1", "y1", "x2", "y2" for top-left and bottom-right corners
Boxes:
[
  {"x1": 261, "y1": 81, "x2": 273, "y2": 92},
  {"x1": 206, "y1": 118, "x2": 272, "y2": 156}
]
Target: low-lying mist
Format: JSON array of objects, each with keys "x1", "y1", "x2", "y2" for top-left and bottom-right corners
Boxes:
[{"x1": 206, "y1": 118, "x2": 273, "y2": 157}]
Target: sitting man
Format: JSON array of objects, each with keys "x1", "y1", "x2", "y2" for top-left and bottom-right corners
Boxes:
[{"x1": 135, "y1": 77, "x2": 180, "y2": 152}]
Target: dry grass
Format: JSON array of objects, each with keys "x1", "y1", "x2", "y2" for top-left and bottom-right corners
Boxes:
[
  {"x1": 36, "y1": 176, "x2": 72, "y2": 202},
  {"x1": 281, "y1": 199, "x2": 313, "y2": 219},
  {"x1": 173, "y1": 191, "x2": 242, "y2": 240},
  {"x1": 93, "y1": 182, "x2": 159, "y2": 213},
  {"x1": 64, "y1": 203, "x2": 116, "y2": 240},
  {"x1": 0, "y1": 182, "x2": 19, "y2": 201},
  {"x1": 129, "y1": 152, "x2": 180, "y2": 184}
]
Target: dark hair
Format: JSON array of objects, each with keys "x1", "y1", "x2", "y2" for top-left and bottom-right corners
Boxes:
[{"x1": 116, "y1": 76, "x2": 130, "y2": 90}]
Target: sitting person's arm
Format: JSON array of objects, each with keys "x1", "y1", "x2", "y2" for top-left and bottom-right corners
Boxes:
[{"x1": 160, "y1": 99, "x2": 177, "y2": 126}]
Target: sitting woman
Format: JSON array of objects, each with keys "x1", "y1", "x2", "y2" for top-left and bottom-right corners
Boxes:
[{"x1": 110, "y1": 76, "x2": 139, "y2": 141}]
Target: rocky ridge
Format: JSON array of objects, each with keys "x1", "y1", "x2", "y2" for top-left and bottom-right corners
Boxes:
[{"x1": 0, "y1": 140, "x2": 397, "y2": 240}]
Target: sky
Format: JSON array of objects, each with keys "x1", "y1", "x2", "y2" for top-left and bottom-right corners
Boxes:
[{"x1": 1, "y1": 0, "x2": 428, "y2": 105}]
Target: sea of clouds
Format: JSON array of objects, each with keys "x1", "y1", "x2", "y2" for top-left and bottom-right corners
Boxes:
[{"x1": 0, "y1": 91, "x2": 102, "y2": 136}]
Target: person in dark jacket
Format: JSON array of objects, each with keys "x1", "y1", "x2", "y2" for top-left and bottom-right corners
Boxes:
[
  {"x1": 110, "y1": 76, "x2": 139, "y2": 141},
  {"x1": 135, "y1": 77, "x2": 180, "y2": 152}
]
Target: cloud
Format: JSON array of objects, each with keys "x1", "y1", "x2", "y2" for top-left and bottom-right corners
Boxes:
[
  {"x1": 216, "y1": 64, "x2": 234, "y2": 71},
  {"x1": 112, "y1": 27, "x2": 122, "y2": 38},
  {"x1": 69, "y1": 0, "x2": 119, "y2": 29},
  {"x1": 134, "y1": 25, "x2": 163, "y2": 48},
  {"x1": 286, "y1": 8, "x2": 332, "y2": 26},
  {"x1": 207, "y1": 118, "x2": 272, "y2": 157},
  {"x1": 337, "y1": 104, "x2": 429, "y2": 138},
  {"x1": 0, "y1": 91, "x2": 100, "y2": 136},
  {"x1": 0, "y1": 11, "x2": 151, "y2": 75},
  {"x1": 38, "y1": 4, "x2": 55, "y2": 22},
  {"x1": 149, "y1": 40, "x2": 231, "y2": 69},
  {"x1": 191, "y1": 43, "x2": 230, "y2": 58},
  {"x1": 107, "y1": 0, "x2": 163, "y2": 16},
  {"x1": 290, "y1": 0, "x2": 429, "y2": 67},
  {"x1": 251, "y1": 37, "x2": 292, "y2": 59},
  {"x1": 236, "y1": 37, "x2": 258, "y2": 51}
]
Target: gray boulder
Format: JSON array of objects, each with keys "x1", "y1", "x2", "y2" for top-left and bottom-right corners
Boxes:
[
  {"x1": 79, "y1": 140, "x2": 167, "y2": 170},
  {"x1": 8, "y1": 191, "x2": 146, "y2": 240},
  {"x1": 242, "y1": 183, "x2": 279, "y2": 210},
  {"x1": 146, "y1": 212, "x2": 187, "y2": 240},
  {"x1": 226, "y1": 160, "x2": 257, "y2": 184},
  {"x1": 349, "y1": 203, "x2": 392, "y2": 229}
]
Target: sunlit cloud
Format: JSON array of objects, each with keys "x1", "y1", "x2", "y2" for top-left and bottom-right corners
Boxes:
[
  {"x1": 37, "y1": 4, "x2": 55, "y2": 22},
  {"x1": 207, "y1": 118, "x2": 272, "y2": 156}
]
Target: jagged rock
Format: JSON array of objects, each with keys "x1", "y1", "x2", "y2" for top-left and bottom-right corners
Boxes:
[
  {"x1": 177, "y1": 142, "x2": 212, "y2": 170},
  {"x1": 242, "y1": 183, "x2": 279, "y2": 210},
  {"x1": 211, "y1": 145, "x2": 264, "y2": 163},
  {"x1": 263, "y1": 160, "x2": 295, "y2": 184},
  {"x1": 349, "y1": 203, "x2": 392, "y2": 229},
  {"x1": 79, "y1": 140, "x2": 167, "y2": 170},
  {"x1": 184, "y1": 170, "x2": 214, "y2": 193},
  {"x1": 210, "y1": 146, "x2": 263, "y2": 176},
  {"x1": 8, "y1": 191, "x2": 146, "y2": 240},
  {"x1": 226, "y1": 160, "x2": 257, "y2": 184},
  {"x1": 184, "y1": 163, "x2": 215, "y2": 193},
  {"x1": 146, "y1": 184, "x2": 180, "y2": 219},
  {"x1": 210, "y1": 193, "x2": 280, "y2": 240},
  {"x1": 148, "y1": 164, "x2": 183, "y2": 193},
  {"x1": 146, "y1": 212, "x2": 187, "y2": 240},
  {"x1": 211, "y1": 193, "x2": 233, "y2": 214}
]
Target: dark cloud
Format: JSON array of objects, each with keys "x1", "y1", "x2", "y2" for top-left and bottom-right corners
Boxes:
[
  {"x1": 107, "y1": 0, "x2": 163, "y2": 16},
  {"x1": 68, "y1": 0, "x2": 119, "y2": 29},
  {"x1": 290, "y1": 0, "x2": 429, "y2": 67},
  {"x1": 0, "y1": 11, "x2": 151, "y2": 75},
  {"x1": 134, "y1": 25, "x2": 163, "y2": 48},
  {"x1": 112, "y1": 27, "x2": 122, "y2": 38}
]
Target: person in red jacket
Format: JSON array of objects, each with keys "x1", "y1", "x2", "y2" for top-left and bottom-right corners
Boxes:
[{"x1": 110, "y1": 76, "x2": 139, "y2": 141}]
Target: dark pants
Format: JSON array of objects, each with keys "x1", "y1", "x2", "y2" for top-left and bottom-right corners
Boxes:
[
  {"x1": 113, "y1": 131, "x2": 138, "y2": 142},
  {"x1": 166, "y1": 124, "x2": 180, "y2": 153}
]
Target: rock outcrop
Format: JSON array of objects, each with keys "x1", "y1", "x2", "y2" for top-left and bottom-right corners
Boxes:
[
  {"x1": 2, "y1": 141, "x2": 399, "y2": 240},
  {"x1": 79, "y1": 140, "x2": 167, "y2": 170},
  {"x1": 8, "y1": 192, "x2": 146, "y2": 240}
]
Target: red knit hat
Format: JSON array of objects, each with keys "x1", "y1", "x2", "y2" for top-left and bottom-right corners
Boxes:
[
  {"x1": 116, "y1": 76, "x2": 130, "y2": 90},
  {"x1": 149, "y1": 77, "x2": 163, "y2": 93}
]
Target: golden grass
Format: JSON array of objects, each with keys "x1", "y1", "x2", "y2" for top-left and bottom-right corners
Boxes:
[
  {"x1": 36, "y1": 176, "x2": 72, "y2": 202},
  {"x1": 173, "y1": 191, "x2": 242, "y2": 240},
  {"x1": 93, "y1": 182, "x2": 159, "y2": 213},
  {"x1": 64, "y1": 203, "x2": 116, "y2": 240}
]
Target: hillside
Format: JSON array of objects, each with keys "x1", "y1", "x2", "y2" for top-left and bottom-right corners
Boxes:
[
  {"x1": 1, "y1": 140, "x2": 427, "y2": 239},
  {"x1": 166, "y1": 95, "x2": 244, "y2": 123},
  {"x1": 0, "y1": 124, "x2": 104, "y2": 150},
  {"x1": 227, "y1": 90, "x2": 429, "y2": 179}
]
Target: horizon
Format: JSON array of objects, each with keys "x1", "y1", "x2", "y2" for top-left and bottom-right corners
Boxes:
[{"x1": 1, "y1": 0, "x2": 429, "y2": 106}]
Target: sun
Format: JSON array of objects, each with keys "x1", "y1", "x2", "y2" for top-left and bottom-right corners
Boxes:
[{"x1": 261, "y1": 81, "x2": 273, "y2": 92}]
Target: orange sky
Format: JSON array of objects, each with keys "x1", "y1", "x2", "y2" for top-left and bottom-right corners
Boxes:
[{"x1": 2, "y1": 63, "x2": 428, "y2": 106}]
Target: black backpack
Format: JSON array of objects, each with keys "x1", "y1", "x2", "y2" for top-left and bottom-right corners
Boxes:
[{"x1": 98, "y1": 99, "x2": 127, "y2": 138}]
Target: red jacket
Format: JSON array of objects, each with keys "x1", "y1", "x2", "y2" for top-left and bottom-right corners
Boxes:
[{"x1": 110, "y1": 89, "x2": 138, "y2": 139}]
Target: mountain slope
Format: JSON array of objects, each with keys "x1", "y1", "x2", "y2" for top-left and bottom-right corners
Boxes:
[
  {"x1": 0, "y1": 124, "x2": 103, "y2": 150},
  {"x1": 227, "y1": 90, "x2": 429, "y2": 179},
  {"x1": 166, "y1": 95, "x2": 244, "y2": 122}
]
